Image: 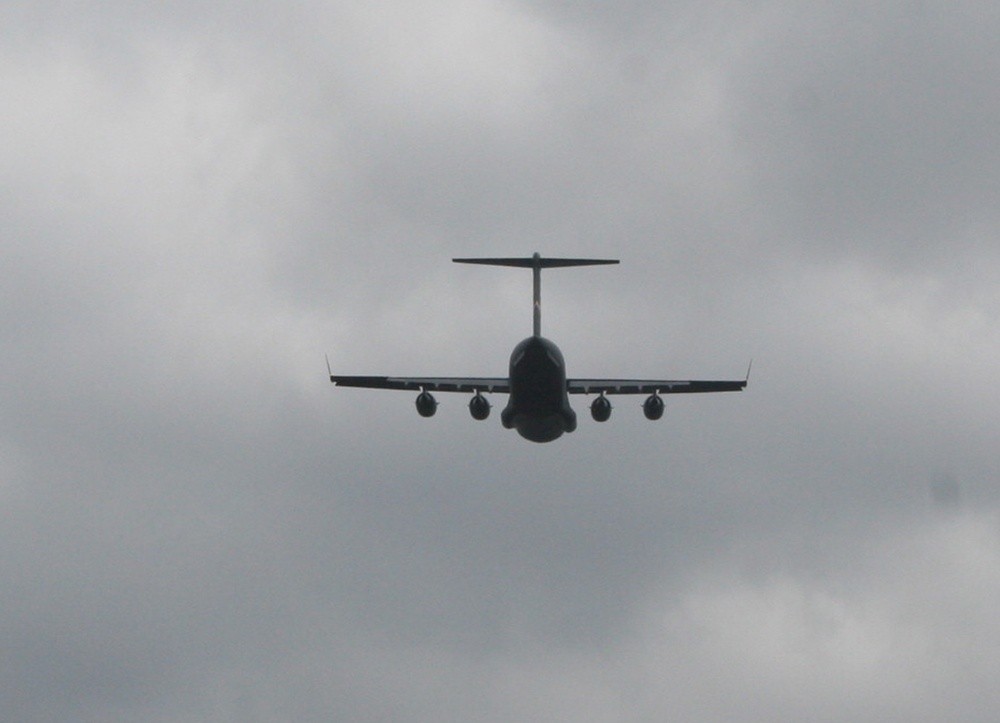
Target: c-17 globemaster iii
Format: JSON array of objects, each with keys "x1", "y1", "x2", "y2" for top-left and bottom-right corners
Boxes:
[{"x1": 330, "y1": 253, "x2": 748, "y2": 443}]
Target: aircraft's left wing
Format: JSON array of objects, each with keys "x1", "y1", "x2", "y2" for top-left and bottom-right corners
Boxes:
[
  {"x1": 567, "y1": 378, "x2": 746, "y2": 395},
  {"x1": 330, "y1": 376, "x2": 510, "y2": 394}
]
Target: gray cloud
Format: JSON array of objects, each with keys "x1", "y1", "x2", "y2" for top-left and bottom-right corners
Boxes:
[{"x1": 2, "y1": 0, "x2": 1000, "y2": 720}]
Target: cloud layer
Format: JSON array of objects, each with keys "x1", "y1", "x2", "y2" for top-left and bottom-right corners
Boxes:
[{"x1": 2, "y1": 1, "x2": 999, "y2": 720}]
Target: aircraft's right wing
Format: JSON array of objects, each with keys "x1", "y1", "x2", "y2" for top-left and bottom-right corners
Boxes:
[
  {"x1": 330, "y1": 376, "x2": 510, "y2": 394},
  {"x1": 566, "y1": 378, "x2": 747, "y2": 395}
]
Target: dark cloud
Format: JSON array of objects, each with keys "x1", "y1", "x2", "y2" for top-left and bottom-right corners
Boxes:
[
  {"x1": 729, "y1": 2, "x2": 1000, "y2": 268},
  {"x1": 3, "y1": 1, "x2": 1000, "y2": 720}
]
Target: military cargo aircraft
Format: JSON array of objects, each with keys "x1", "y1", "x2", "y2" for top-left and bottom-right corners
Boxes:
[{"x1": 330, "y1": 253, "x2": 747, "y2": 443}]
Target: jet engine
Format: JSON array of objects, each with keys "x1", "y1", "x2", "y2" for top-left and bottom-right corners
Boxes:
[
  {"x1": 415, "y1": 390, "x2": 438, "y2": 417},
  {"x1": 590, "y1": 393, "x2": 612, "y2": 422},
  {"x1": 643, "y1": 393, "x2": 664, "y2": 420},
  {"x1": 469, "y1": 391, "x2": 491, "y2": 420}
]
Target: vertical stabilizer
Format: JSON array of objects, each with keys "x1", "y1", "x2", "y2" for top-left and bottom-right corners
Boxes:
[{"x1": 532, "y1": 253, "x2": 542, "y2": 337}]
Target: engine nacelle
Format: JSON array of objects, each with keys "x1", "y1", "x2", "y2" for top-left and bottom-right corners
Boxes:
[
  {"x1": 643, "y1": 393, "x2": 664, "y2": 420},
  {"x1": 590, "y1": 394, "x2": 612, "y2": 422},
  {"x1": 415, "y1": 390, "x2": 438, "y2": 417},
  {"x1": 469, "y1": 391, "x2": 491, "y2": 420}
]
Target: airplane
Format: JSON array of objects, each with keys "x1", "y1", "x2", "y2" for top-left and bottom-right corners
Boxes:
[{"x1": 330, "y1": 253, "x2": 747, "y2": 443}]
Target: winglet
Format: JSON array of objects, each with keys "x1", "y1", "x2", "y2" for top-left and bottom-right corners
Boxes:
[
  {"x1": 326, "y1": 354, "x2": 333, "y2": 382},
  {"x1": 745, "y1": 359, "x2": 753, "y2": 384}
]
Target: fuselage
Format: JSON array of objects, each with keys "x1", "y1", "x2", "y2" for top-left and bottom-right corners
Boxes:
[{"x1": 501, "y1": 336, "x2": 577, "y2": 442}]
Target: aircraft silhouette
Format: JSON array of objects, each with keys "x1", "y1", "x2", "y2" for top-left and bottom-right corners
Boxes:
[{"x1": 330, "y1": 253, "x2": 747, "y2": 443}]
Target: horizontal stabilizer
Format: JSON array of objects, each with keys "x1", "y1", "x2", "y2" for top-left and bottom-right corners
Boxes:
[{"x1": 453, "y1": 255, "x2": 619, "y2": 268}]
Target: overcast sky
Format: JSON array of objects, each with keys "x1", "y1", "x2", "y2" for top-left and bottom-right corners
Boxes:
[{"x1": 3, "y1": 1, "x2": 1000, "y2": 720}]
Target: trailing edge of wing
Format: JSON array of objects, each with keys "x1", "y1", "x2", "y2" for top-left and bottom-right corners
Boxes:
[
  {"x1": 567, "y1": 379, "x2": 747, "y2": 395},
  {"x1": 331, "y1": 375, "x2": 510, "y2": 394}
]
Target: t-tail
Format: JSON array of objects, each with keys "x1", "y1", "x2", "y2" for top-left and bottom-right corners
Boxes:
[{"x1": 453, "y1": 253, "x2": 619, "y2": 337}]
